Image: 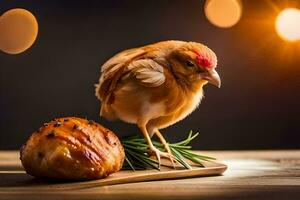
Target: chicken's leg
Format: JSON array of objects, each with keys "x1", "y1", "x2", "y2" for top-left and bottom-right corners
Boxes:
[
  {"x1": 138, "y1": 124, "x2": 174, "y2": 169},
  {"x1": 154, "y1": 130, "x2": 176, "y2": 168}
]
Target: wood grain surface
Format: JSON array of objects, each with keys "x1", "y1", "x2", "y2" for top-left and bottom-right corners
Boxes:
[{"x1": 0, "y1": 150, "x2": 300, "y2": 200}]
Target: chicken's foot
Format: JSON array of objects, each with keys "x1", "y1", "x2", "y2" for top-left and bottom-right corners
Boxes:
[
  {"x1": 138, "y1": 124, "x2": 176, "y2": 169},
  {"x1": 154, "y1": 129, "x2": 176, "y2": 169}
]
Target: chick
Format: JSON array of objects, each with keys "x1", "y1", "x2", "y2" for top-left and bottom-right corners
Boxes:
[{"x1": 95, "y1": 41, "x2": 220, "y2": 168}]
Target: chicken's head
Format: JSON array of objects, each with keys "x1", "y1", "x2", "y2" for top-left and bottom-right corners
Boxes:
[{"x1": 169, "y1": 42, "x2": 221, "y2": 88}]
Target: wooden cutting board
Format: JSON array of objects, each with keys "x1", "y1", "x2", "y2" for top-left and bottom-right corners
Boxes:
[{"x1": 0, "y1": 160, "x2": 227, "y2": 192}]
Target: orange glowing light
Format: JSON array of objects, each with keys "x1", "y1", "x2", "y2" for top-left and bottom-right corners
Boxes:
[
  {"x1": 0, "y1": 8, "x2": 38, "y2": 54},
  {"x1": 204, "y1": 0, "x2": 242, "y2": 28},
  {"x1": 275, "y1": 8, "x2": 300, "y2": 42}
]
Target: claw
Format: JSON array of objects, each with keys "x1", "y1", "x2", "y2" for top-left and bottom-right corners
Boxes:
[
  {"x1": 149, "y1": 146, "x2": 162, "y2": 169},
  {"x1": 138, "y1": 125, "x2": 177, "y2": 170},
  {"x1": 164, "y1": 144, "x2": 176, "y2": 169},
  {"x1": 154, "y1": 130, "x2": 177, "y2": 169},
  {"x1": 149, "y1": 146, "x2": 177, "y2": 169}
]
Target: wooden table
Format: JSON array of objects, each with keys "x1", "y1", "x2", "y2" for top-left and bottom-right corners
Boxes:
[{"x1": 0, "y1": 150, "x2": 299, "y2": 200}]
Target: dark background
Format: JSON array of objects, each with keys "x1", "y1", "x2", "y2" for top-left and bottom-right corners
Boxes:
[{"x1": 1, "y1": 0, "x2": 299, "y2": 150}]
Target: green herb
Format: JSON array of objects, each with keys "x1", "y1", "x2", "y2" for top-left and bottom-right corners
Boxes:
[{"x1": 121, "y1": 130, "x2": 216, "y2": 170}]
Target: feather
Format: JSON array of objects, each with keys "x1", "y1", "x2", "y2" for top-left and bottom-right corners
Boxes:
[
  {"x1": 96, "y1": 48, "x2": 146, "y2": 103},
  {"x1": 128, "y1": 59, "x2": 165, "y2": 87}
]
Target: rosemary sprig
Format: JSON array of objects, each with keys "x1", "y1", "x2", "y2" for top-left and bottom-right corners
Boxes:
[{"x1": 121, "y1": 130, "x2": 216, "y2": 170}]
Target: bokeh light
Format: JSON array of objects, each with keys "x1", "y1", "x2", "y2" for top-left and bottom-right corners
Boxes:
[
  {"x1": 0, "y1": 8, "x2": 38, "y2": 54},
  {"x1": 204, "y1": 0, "x2": 242, "y2": 28},
  {"x1": 275, "y1": 8, "x2": 300, "y2": 42}
]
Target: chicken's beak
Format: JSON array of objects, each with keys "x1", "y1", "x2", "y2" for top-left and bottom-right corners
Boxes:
[{"x1": 201, "y1": 69, "x2": 221, "y2": 88}]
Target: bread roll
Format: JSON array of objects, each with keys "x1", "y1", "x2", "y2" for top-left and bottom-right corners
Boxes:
[{"x1": 20, "y1": 117, "x2": 124, "y2": 180}]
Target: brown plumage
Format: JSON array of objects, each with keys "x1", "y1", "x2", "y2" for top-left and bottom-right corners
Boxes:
[{"x1": 95, "y1": 40, "x2": 220, "y2": 167}]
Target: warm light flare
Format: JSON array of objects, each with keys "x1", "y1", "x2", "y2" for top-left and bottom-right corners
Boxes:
[
  {"x1": 204, "y1": 0, "x2": 242, "y2": 28},
  {"x1": 0, "y1": 8, "x2": 38, "y2": 54},
  {"x1": 275, "y1": 8, "x2": 300, "y2": 42}
]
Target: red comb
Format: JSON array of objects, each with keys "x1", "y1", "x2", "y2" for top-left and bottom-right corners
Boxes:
[{"x1": 194, "y1": 51, "x2": 212, "y2": 69}]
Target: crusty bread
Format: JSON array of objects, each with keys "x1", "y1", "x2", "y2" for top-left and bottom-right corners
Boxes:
[{"x1": 20, "y1": 117, "x2": 124, "y2": 180}]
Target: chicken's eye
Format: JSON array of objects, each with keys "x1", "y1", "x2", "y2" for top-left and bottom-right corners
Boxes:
[{"x1": 186, "y1": 60, "x2": 194, "y2": 67}]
